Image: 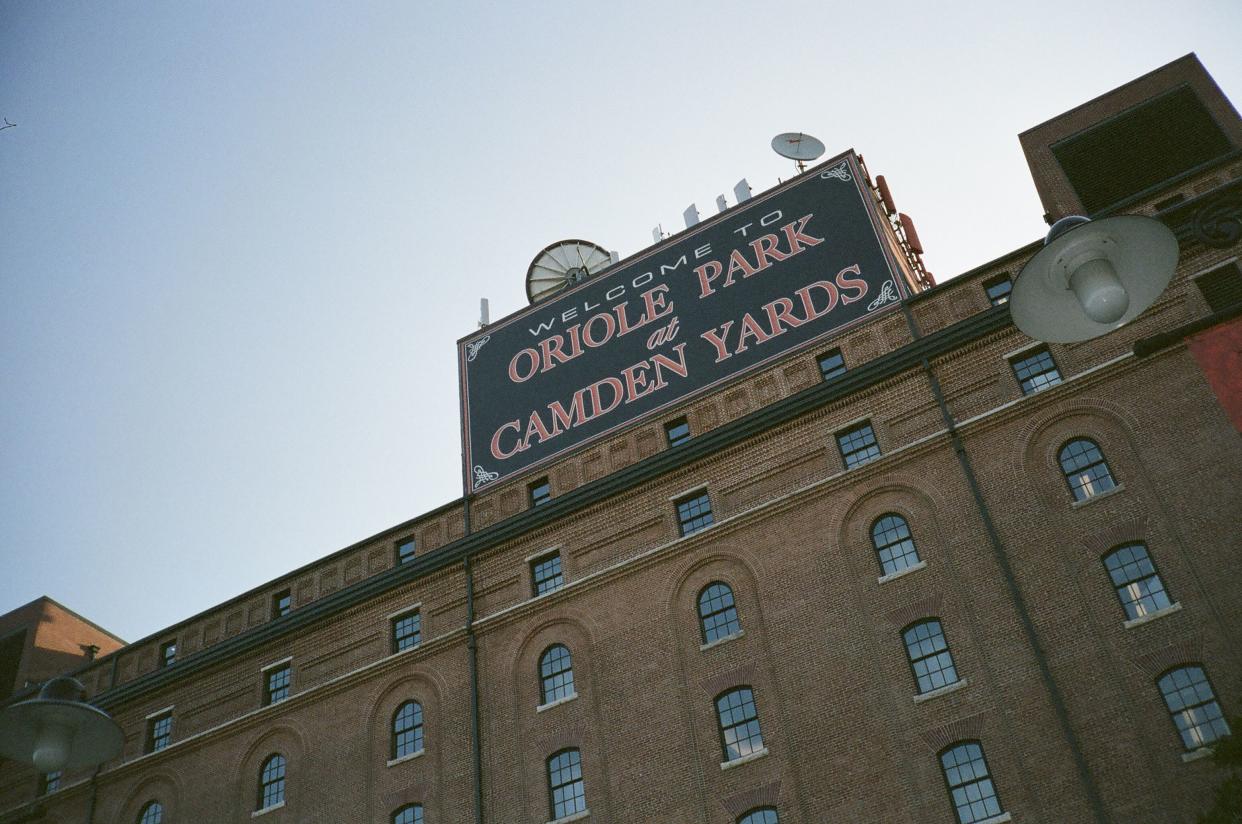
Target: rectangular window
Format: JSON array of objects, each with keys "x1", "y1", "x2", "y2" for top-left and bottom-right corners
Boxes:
[
  {"x1": 529, "y1": 477, "x2": 552, "y2": 507},
  {"x1": 1010, "y1": 347, "x2": 1062, "y2": 395},
  {"x1": 531, "y1": 552, "x2": 564, "y2": 596},
  {"x1": 38, "y1": 771, "x2": 61, "y2": 795},
  {"x1": 264, "y1": 664, "x2": 291, "y2": 705},
  {"x1": 272, "y1": 589, "x2": 292, "y2": 619},
  {"x1": 1195, "y1": 262, "x2": 1242, "y2": 313},
  {"x1": 836, "y1": 420, "x2": 881, "y2": 468},
  {"x1": 146, "y1": 711, "x2": 173, "y2": 753},
  {"x1": 392, "y1": 609, "x2": 422, "y2": 653},
  {"x1": 675, "y1": 491, "x2": 714, "y2": 536},
  {"x1": 983, "y1": 275, "x2": 1012, "y2": 306},
  {"x1": 396, "y1": 537, "x2": 417, "y2": 565},
  {"x1": 818, "y1": 348, "x2": 847, "y2": 381},
  {"x1": 665, "y1": 417, "x2": 691, "y2": 447},
  {"x1": 159, "y1": 640, "x2": 176, "y2": 669}
]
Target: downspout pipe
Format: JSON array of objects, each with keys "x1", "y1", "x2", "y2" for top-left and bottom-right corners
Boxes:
[
  {"x1": 463, "y1": 498, "x2": 484, "y2": 824},
  {"x1": 899, "y1": 302, "x2": 1111, "y2": 824}
]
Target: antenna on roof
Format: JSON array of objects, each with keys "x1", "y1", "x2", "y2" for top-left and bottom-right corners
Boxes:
[
  {"x1": 771, "y1": 132, "x2": 826, "y2": 173},
  {"x1": 716, "y1": 194, "x2": 728, "y2": 213},
  {"x1": 652, "y1": 224, "x2": 665, "y2": 244},
  {"x1": 683, "y1": 204, "x2": 700, "y2": 229},
  {"x1": 479, "y1": 298, "x2": 490, "y2": 328},
  {"x1": 733, "y1": 179, "x2": 752, "y2": 203}
]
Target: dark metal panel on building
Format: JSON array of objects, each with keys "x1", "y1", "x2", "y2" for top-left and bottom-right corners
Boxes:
[{"x1": 457, "y1": 152, "x2": 909, "y2": 492}]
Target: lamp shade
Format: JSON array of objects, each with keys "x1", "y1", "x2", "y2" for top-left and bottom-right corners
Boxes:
[
  {"x1": 0, "y1": 677, "x2": 123, "y2": 772},
  {"x1": 1011, "y1": 214, "x2": 1179, "y2": 342}
]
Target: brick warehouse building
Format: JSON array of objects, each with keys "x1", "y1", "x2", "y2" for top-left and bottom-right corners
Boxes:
[{"x1": 2, "y1": 53, "x2": 1241, "y2": 824}]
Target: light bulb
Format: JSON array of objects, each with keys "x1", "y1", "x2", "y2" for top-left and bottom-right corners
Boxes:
[
  {"x1": 31, "y1": 722, "x2": 73, "y2": 773},
  {"x1": 1069, "y1": 256, "x2": 1130, "y2": 324}
]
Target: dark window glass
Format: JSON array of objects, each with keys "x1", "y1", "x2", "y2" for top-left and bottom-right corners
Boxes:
[
  {"x1": 1051, "y1": 86, "x2": 1232, "y2": 214},
  {"x1": 159, "y1": 640, "x2": 176, "y2": 669},
  {"x1": 676, "y1": 492, "x2": 714, "y2": 536},
  {"x1": 396, "y1": 538, "x2": 417, "y2": 564},
  {"x1": 716, "y1": 687, "x2": 764, "y2": 762},
  {"x1": 903, "y1": 620, "x2": 959, "y2": 694},
  {"x1": 392, "y1": 701, "x2": 424, "y2": 759},
  {"x1": 940, "y1": 741, "x2": 1004, "y2": 824},
  {"x1": 1103, "y1": 543, "x2": 1173, "y2": 620},
  {"x1": 1158, "y1": 665, "x2": 1231, "y2": 750},
  {"x1": 540, "y1": 644, "x2": 575, "y2": 705},
  {"x1": 872, "y1": 514, "x2": 921, "y2": 576},
  {"x1": 0, "y1": 629, "x2": 27, "y2": 700},
  {"x1": 738, "y1": 809, "x2": 780, "y2": 824},
  {"x1": 258, "y1": 753, "x2": 286, "y2": 810},
  {"x1": 818, "y1": 348, "x2": 847, "y2": 381},
  {"x1": 38, "y1": 771, "x2": 61, "y2": 795},
  {"x1": 146, "y1": 712, "x2": 173, "y2": 753},
  {"x1": 264, "y1": 664, "x2": 291, "y2": 705},
  {"x1": 532, "y1": 553, "x2": 564, "y2": 596},
  {"x1": 837, "y1": 421, "x2": 881, "y2": 468},
  {"x1": 1196, "y1": 262, "x2": 1242, "y2": 313},
  {"x1": 272, "y1": 589, "x2": 291, "y2": 619},
  {"x1": 137, "y1": 801, "x2": 163, "y2": 824},
  {"x1": 1059, "y1": 439, "x2": 1116, "y2": 501},
  {"x1": 393, "y1": 610, "x2": 422, "y2": 652},
  {"x1": 392, "y1": 804, "x2": 423, "y2": 824},
  {"x1": 665, "y1": 417, "x2": 691, "y2": 447},
  {"x1": 698, "y1": 582, "x2": 741, "y2": 644},
  {"x1": 1010, "y1": 347, "x2": 1062, "y2": 395},
  {"x1": 547, "y1": 748, "x2": 587, "y2": 820},
  {"x1": 983, "y1": 275, "x2": 1012, "y2": 306},
  {"x1": 529, "y1": 478, "x2": 552, "y2": 507}
]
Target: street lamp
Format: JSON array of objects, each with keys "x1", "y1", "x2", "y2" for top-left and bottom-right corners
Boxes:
[
  {"x1": 1011, "y1": 214, "x2": 1179, "y2": 342},
  {"x1": 0, "y1": 676, "x2": 123, "y2": 772}
]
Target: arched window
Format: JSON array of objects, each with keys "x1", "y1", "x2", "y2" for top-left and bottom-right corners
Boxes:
[
  {"x1": 698, "y1": 582, "x2": 741, "y2": 644},
  {"x1": 137, "y1": 801, "x2": 163, "y2": 824},
  {"x1": 392, "y1": 803, "x2": 423, "y2": 824},
  {"x1": 1059, "y1": 438, "x2": 1116, "y2": 501},
  {"x1": 902, "y1": 619, "x2": 959, "y2": 694},
  {"x1": 392, "y1": 701, "x2": 425, "y2": 759},
  {"x1": 1157, "y1": 665, "x2": 1231, "y2": 750},
  {"x1": 939, "y1": 741, "x2": 1004, "y2": 824},
  {"x1": 539, "y1": 644, "x2": 575, "y2": 705},
  {"x1": 546, "y1": 748, "x2": 587, "y2": 820},
  {"x1": 737, "y1": 808, "x2": 780, "y2": 824},
  {"x1": 715, "y1": 687, "x2": 764, "y2": 762},
  {"x1": 872, "y1": 514, "x2": 921, "y2": 576},
  {"x1": 257, "y1": 753, "x2": 286, "y2": 810},
  {"x1": 1102, "y1": 543, "x2": 1172, "y2": 620}
]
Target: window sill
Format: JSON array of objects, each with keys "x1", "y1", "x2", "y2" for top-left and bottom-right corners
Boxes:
[
  {"x1": 546, "y1": 810, "x2": 590, "y2": 824},
  {"x1": 537, "y1": 692, "x2": 578, "y2": 713},
  {"x1": 1071, "y1": 483, "x2": 1125, "y2": 509},
  {"x1": 1182, "y1": 747, "x2": 1215, "y2": 763},
  {"x1": 1124, "y1": 602, "x2": 1182, "y2": 629},
  {"x1": 700, "y1": 630, "x2": 744, "y2": 651},
  {"x1": 720, "y1": 747, "x2": 769, "y2": 771},
  {"x1": 387, "y1": 748, "x2": 425, "y2": 767},
  {"x1": 913, "y1": 678, "x2": 968, "y2": 704},
  {"x1": 252, "y1": 801, "x2": 285, "y2": 818},
  {"x1": 878, "y1": 560, "x2": 926, "y2": 585},
  {"x1": 974, "y1": 814, "x2": 1010, "y2": 824}
]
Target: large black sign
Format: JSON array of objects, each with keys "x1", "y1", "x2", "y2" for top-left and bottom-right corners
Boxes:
[{"x1": 458, "y1": 152, "x2": 908, "y2": 493}]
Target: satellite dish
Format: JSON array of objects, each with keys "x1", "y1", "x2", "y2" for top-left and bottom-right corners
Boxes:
[
  {"x1": 525, "y1": 239, "x2": 613, "y2": 304},
  {"x1": 771, "y1": 132, "x2": 826, "y2": 171}
]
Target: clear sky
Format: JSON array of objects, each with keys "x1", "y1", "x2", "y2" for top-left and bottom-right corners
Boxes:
[{"x1": 2, "y1": 1, "x2": 1240, "y2": 643}]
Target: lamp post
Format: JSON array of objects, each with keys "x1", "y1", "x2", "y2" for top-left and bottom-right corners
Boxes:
[
  {"x1": 0, "y1": 677, "x2": 123, "y2": 773},
  {"x1": 1011, "y1": 214, "x2": 1179, "y2": 342}
]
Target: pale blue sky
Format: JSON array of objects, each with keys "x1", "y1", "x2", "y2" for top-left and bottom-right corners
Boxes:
[{"x1": 2, "y1": 1, "x2": 1240, "y2": 643}]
